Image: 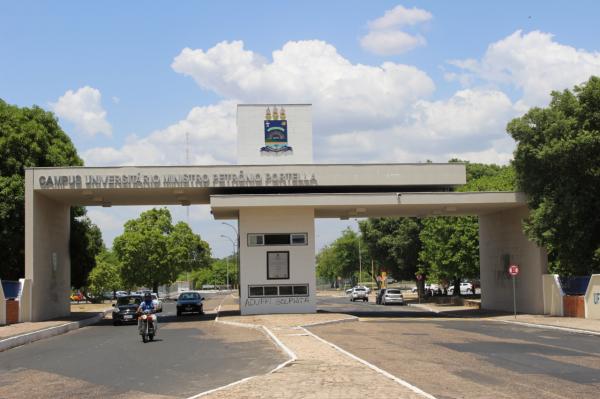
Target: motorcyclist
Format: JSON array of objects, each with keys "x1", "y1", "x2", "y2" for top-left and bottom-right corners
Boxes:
[{"x1": 137, "y1": 292, "x2": 158, "y2": 335}]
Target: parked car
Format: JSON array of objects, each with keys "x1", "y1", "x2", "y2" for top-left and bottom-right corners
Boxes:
[
  {"x1": 447, "y1": 282, "x2": 473, "y2": 295},
  {"x1": 70, "y1": 292, "x2": 84, "y2": 302},
  {"x1": 112, "y1": 295, "x2": 142, "y2": 325},
  {"x1": 348, "y1": 287, "x2": 369, "y2": 302},
  {"x1": 381, "y1": 288, "x2": 405, "y2": 305},
  {"x1": 176, "y1": 291, "x2": 204, "y2": 316},
  {"x1": 151, "y1": 293, "x2": 163, "y2": 312}
]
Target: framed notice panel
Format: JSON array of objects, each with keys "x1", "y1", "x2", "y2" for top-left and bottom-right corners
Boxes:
[{"x1": 267, "y1": 251, "x2": 289, "y2": 279}]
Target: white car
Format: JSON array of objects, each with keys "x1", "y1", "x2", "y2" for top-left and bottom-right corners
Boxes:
[
  {"x1": 381, "y1": 288, "x2": 404, "y2": 305},
  {"x1": 151, "y1": 293, "x2": 163, "y2": 312},
  {"x1": 348, "y1": 287, "x2": 369, "y2": 302},
  {"x1": 447, "y1": 282, "x2": 473, "y2": 295}
]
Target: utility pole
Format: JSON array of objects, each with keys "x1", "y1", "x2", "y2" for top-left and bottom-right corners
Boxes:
[
  {"x1": 222, "y1": 222, "x2": 239, "y2": 289},
  {"x1": 221, "y1": 234, "x2": 235, "y2": 290},
  {"x1": 358, "y1": 237, "x2": 362, "y2": 285},
  {"x1": 185, "y1": 131, "x2": 190, "y2": 224}
]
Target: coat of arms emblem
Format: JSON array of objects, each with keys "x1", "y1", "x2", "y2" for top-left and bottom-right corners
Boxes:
[{"x1": 261, "y1": 106, "x2": 292, "y2": 152}]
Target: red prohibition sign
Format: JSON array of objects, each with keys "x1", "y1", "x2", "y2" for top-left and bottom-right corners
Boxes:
[{"x1": 508, "y1": 265, "x2": 520, "y2": 276}]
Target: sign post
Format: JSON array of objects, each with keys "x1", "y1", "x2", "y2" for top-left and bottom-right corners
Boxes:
[
  {"x1": 416, "y1": 274, "x2": 423, "y2": 303},
  {"x1": 508, "y1": 265, "x2": 520, "y2": 319}
]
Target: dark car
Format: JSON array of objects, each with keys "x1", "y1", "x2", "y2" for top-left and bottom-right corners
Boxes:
[
  {"x1": 112, "y1": 295, "x2": 142, "y2": 325},
  {"x1": 176, "y1": 291, "x2": 204, "y2": 316}
]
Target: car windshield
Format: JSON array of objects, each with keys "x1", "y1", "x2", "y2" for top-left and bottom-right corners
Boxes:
[
  {"x1": 179, "y1": 293, "x2": 199, "y2": 300},
  {"x1": 386, "y1": 289, "x2": 401, "y2": 294},
  {"x1": 117, "y1": 296, "x2": 141, "y2": 306},
  {"x1": 355, "y1": 288, "x2": 366, "y2": 291}
]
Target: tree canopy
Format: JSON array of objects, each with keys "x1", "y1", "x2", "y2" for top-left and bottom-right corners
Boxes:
[
  {"x1": 87, "y1": 250, "x2": 123, "y2": 300},
  {"x1": 113, "y1": 208, "x2": 211, "y2": 292},
  {"x1": 507, "y1": 76, "x2": 600, "y2": 275},
  {"x1": 0, "y1": 99, "x2": 102, "y2": 282},
  {"x1": 316, "y1": 228, "x2": 368, "y2": 285},
  {"x1": 190, "y1": 255, "x2": 238, "y2": 288},
  {"x1": 359, "y1": 217, "x2": 422, "y2": 282}
]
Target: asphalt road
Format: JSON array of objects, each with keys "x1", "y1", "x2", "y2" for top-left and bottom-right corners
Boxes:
[
  {"x1": 317, "y1": 292, "x2": 439, "y2": 317},
  {"x1": 313, "y1": 295, "x2": 600, "y2": 399},
  {"x1": 0, "y1": 293, "x2": 286, "y2": 399}
]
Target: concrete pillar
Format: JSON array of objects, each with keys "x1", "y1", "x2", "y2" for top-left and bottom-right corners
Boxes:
[
  {"x1": 25, "y1": 170, "x2": 71, "y2": 321},
  {"x1": 0, "y1": 281, "x2": 6, "y2": 325},
  {"x1": 479, "y1": 206, "x2": 548, "y2": 314},
  {"x1": 584, "y1": 274, "x2": 600, "y2": 319},
  {"x1": 542, "y1": 274, "x2": 564, "y2": 316},
  {"x1": 238, "y1": 207, "x2": 316, "y2": 315},
  {"x1": 18, "y1": 278, "x2": 33, "y2": 322}
]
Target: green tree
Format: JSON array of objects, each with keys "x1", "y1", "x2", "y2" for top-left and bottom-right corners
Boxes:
[
  {"x1": 113, "y1": 208, "x2": 210, "y2": 292},
  {"x1": 70, "y1": 213, "x2": 105, "y2": 290},
  {"x1": 359, "y1": 217, "x2": 423, "y2": 283},
  {"x1": 190, "y1": 255, "x2": 238, "y2": 287},
  {"x1": 507, "y1": 76, "x2": 600, "y2": 275},
  {"x1": 316, "y1": 245, "x2": 342, "y2": 287},
  {"x1": 88, "y1": 250, "x2": 122, "y2": 302},
  {"x1": 0, "y1": 99, "x2": 102, "y2": 282},
  {"x1": 315, "y1": 228, "x2": 367, "y2": 285},
  {"x1": 419, "y1": 216, "x2": 480, "y2": 294}
]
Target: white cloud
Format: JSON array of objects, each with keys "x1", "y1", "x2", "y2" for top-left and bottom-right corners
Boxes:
[
  {"x1": 112, "y1": 96, "x2": 120, "y2": 104},
  {"x1": 317, "y1": 89, "x2": 517, "y2": 165},
  {"x1": 360, "y1": 30, "x2": 426, "y2": 56},
  {"x1": 83, "y1": 100, "x2": 237, "y2": 166},
  {"x1": 449, "y1": 30, "x2": 600, "y2": 106},
  {"x1": 360, "y1": 5, "x2": 431, "y2": 56},
  {"x1": 368, "y1": 4, "x2": 432, "y2": 30},
  {"x1": 50, "y1": 86, "x2": 112, "y2": 137},
  {"x1": 172, "y1": 40, "x2": 435, "y2": 133}
]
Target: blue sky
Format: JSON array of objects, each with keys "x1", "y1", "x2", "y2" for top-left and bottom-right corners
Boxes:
[{"x1": 3, "y1": 1, "x2": 600, "y2": 257}]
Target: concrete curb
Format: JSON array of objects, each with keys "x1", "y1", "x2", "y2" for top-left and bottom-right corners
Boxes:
[
  {"x1": 301, "y1": 315, "x2": 359, "y2": 328},
  {"x1": 0, "y1": 309, "x2": 111, "y2": 352},
  {"x1": 495, "y1": 319, "x2": 600, "y2": 336},
  {"x1": 409, "y1": 303, "x2": 600, "y2": 336}
]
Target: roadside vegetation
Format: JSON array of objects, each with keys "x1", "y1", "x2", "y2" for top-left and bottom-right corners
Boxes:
[{"x1": 0, "y1": 100, "x2": 104, "y2": 285}]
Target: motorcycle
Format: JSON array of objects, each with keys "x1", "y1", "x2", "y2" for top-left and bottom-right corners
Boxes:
[{"x1": 138, "y1": 309, "x2": 156, "y2": 343}]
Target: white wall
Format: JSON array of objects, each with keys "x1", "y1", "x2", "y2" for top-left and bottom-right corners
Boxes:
[
  {"x1": 542, "y1": 274, "x2": 564, "y2": 316},
  {"x1": 584, "y1": 274, "x2": 600, "y2": 319},
  {"x1": 479, "y1": 207, "x2": 548, "y2": 314},
  {"x1": 26, "y1": 170, "x2": 71, "y2": 321},
  {"x1": 0, "y1": 282, "x2": 5, "y2": 325},
  {"x1": 237, "y1": 104, "x2": 313, "y2": 165},
  {"x1": 239, "y1": 207, "x2": 316, "y2": 315}
]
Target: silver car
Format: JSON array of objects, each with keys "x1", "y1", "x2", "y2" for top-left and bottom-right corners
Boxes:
[
  {"x1": 349, "y1": 287, "x2": 369, "y2": 302},
  {"x1": 381, "y1": 288, "x2": 404, "y2": 305}
]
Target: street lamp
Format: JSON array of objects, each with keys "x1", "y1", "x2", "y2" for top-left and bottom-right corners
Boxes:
[
  {"x1": 222, "y1": 222, "x2": 239, "y2": 287},
  {"x1": 221, "y1": 234, "x2": 235, "y2": 289},
  {"x1": 355, "y1": 219, "x2": 362, "y2": 285}
]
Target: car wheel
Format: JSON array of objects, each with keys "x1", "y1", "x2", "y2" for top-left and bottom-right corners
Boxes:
[
  {"x1": 199, "y1": 305, "x2": 204, "y2": 315},
  {"x1": 364, "y1": 298, "x2": 368, "y2": 302}
]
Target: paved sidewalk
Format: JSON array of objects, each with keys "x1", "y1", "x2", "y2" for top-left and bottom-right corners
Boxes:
[
  {"x1": 409, "y1": 301, "x2": 600, "y2": 333},
  {"x1": 209, "y1": 312, "x2": 427, "y2": 399},
  {"x1": 0, "y1": 303, "x2": 112, "y2": 343}
]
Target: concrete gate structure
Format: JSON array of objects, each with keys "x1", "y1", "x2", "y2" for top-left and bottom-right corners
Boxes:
[{"x1": 23, "y1": 104, "x2": 548, "y2": 321}]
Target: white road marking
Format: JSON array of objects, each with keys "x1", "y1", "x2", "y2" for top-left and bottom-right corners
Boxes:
[
  {"x1": 301, "y1": 327, "x2": 438, "y2": 399},
  {"x1": 186, "y1": 303, "x2": 297, "y2": 399}
]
